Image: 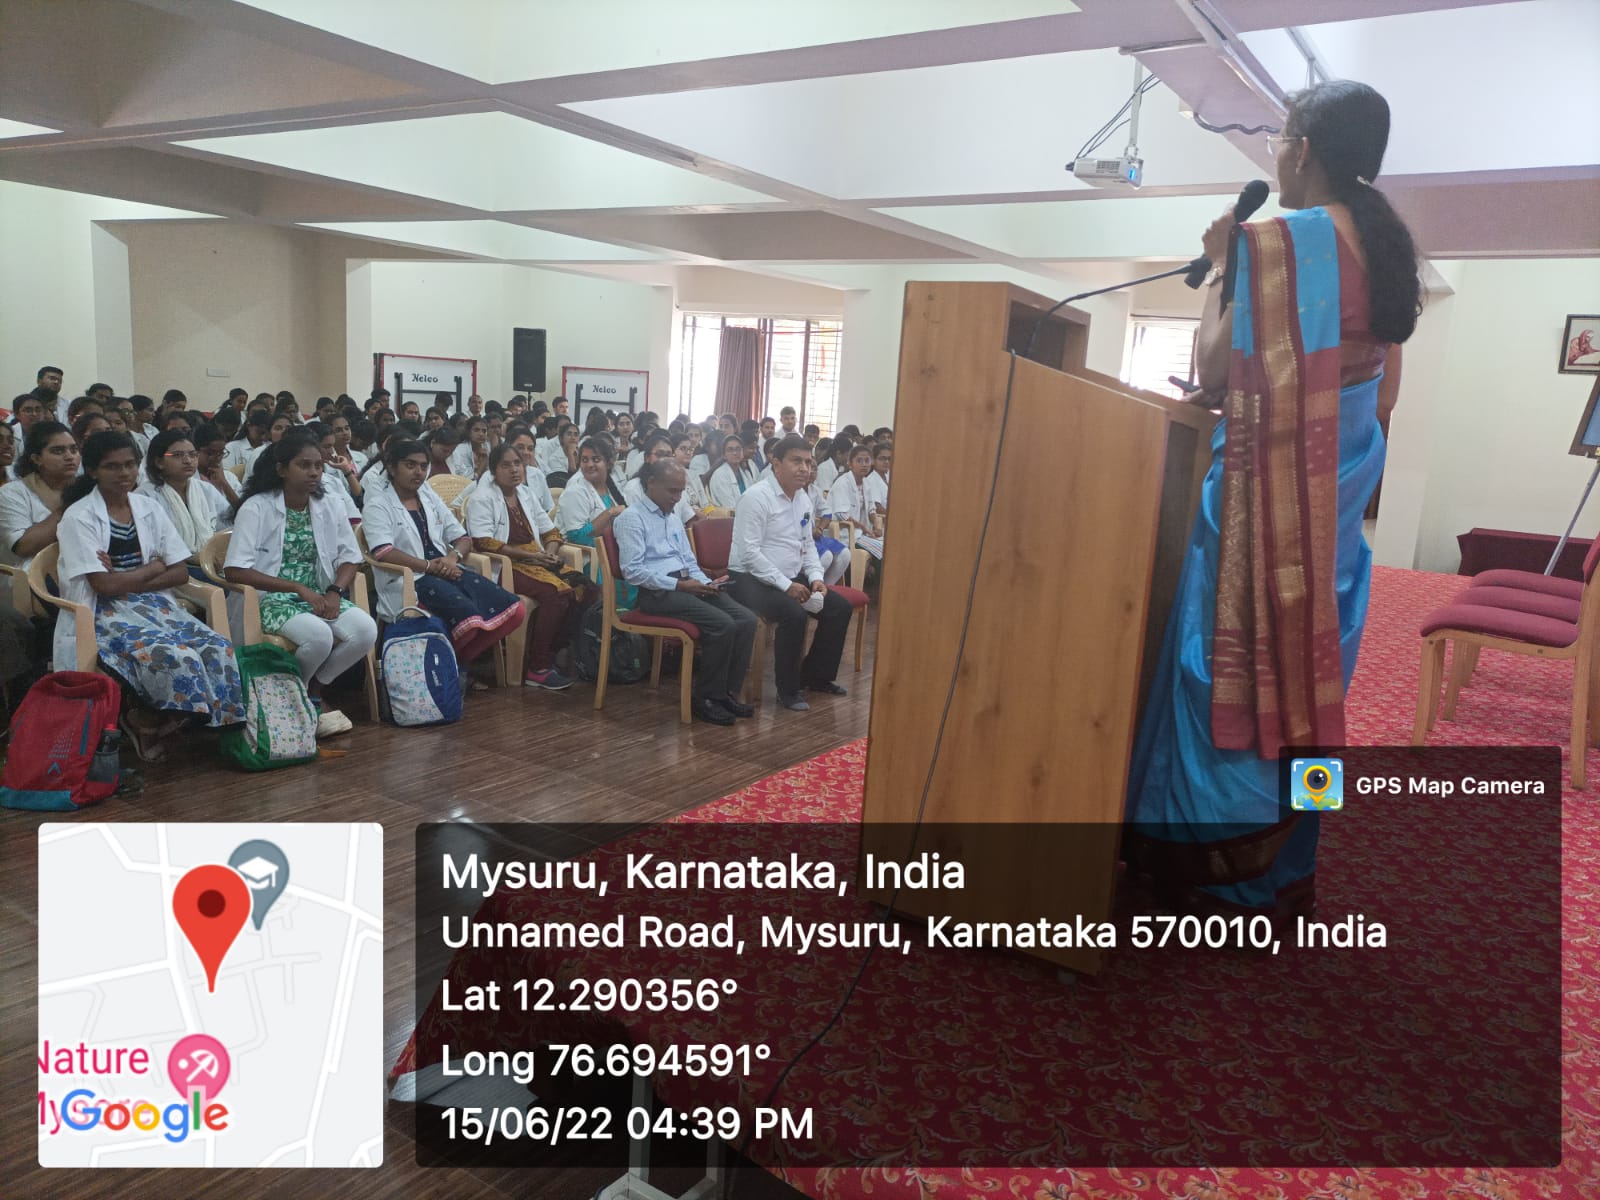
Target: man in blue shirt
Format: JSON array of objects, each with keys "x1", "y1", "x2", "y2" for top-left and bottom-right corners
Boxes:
[{"x1": 614, "y1": 460, "x2": 758, "y2": 726}]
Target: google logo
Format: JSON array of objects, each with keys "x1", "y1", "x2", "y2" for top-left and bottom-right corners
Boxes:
[{"x1": 53, "y1": 1089, "x2": 229, "y2": 1145}]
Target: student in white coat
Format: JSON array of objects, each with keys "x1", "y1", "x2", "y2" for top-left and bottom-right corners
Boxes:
[
  {"x1": 363, "y1": 438, "x2": 525, "y2": 673},
  {"x1": 624, "y1": 433, "x2": 699, "y2": 531},
  {"x1": 305, "y1": 421, "x2": 362, "y2": 520},
  {"x1": 707, "y1": 435, "x2": 757, "y2": 509},
  {"x1": 465, "y1": 443, "x2": 588, "y2": 689},
  {"x1": 58, "y1": 432, "x2": 245, "y2": 760},
  {"x1": 866, "y1": 442, "x2": 892, "y2": 521},
  {"x1": 828, "y1": 442, "x2": 885, "y2": 561},
  {"x1": 0, "y1": 422, "x2": 14, "y2": 484},
  {"x1": 0, "y1": 422, "x2": 79, "y2": 569},
  {"x1": 671, "y1": 434, "x2": 709, "y2": 512},
  {"x1": 224, "y1": 430, "x2": 375, "y2": 738},
  {"x1": 138, "y1": 428, "x2": 229, "y2": 562},
  {"x1": 448, "y1": 416, "x2": 492, "y2": 480},
  {"x1": 223, "y1": 411, "x2": 270, "y2": 472}
]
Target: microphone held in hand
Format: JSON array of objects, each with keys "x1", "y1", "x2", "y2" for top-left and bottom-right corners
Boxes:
[{"x1": 1183, "y1": 178, "x2": 1271, "y2": 288}]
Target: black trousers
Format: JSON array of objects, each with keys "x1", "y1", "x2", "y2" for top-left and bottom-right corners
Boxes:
[
  {"x1": 728, "y1": 572, "x2": 852, "y2": 696},
  {"x1": 635, "y1": 587, "x2": 758, "y2": 701}
]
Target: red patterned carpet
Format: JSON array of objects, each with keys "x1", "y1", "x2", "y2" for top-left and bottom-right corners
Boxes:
[{"x1": 398, "y1": 566, "x2": 1598, "y2": 1199}]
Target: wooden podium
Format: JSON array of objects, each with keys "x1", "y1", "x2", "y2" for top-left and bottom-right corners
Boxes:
[{"x1": 859, "y1": 281, "x2": 1218, "y2": 975}]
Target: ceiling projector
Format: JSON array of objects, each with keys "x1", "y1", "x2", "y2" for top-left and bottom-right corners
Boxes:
[{"x1": 1070, "y1": 154, "x2": 1143, "y2": 188}]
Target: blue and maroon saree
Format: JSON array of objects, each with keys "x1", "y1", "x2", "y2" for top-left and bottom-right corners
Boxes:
[{"x1": 1126, "y1": 206, "x2": 1387, "y2": 913}]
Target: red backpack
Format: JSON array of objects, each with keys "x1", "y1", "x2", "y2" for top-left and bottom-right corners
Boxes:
[{"x1": 0, "y1": 672, "x2": 122, "y2": 811}]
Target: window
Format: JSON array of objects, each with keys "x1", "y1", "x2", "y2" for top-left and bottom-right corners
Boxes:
[
  {"x1": 677, "y1": 313, "x2": 844, "y2": 435},
  {"x1": 1123, "y1": 316, "x2": 1200, "y2": 400}
]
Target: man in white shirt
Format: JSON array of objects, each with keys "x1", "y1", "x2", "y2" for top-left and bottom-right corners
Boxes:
[{"x1": 728, "y1": 434, "x2": 853, "y2": 711}]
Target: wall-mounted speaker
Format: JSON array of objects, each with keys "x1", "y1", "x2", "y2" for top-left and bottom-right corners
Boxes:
[{"x1": 512, "y1": 327, "x2": 546, "y2": 393}]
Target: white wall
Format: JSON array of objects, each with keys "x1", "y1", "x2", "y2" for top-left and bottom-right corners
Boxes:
[
  {"x1": 1380, "y1": 257, "x2": 1600, "y2": 572},
  {"x1": 119, "y1": 222, "x2": 347, "y2": 406},
  {"x1": 356, "y1": 261, "x2": 672, "y2": 412},
  {"x1": 0, "y1": 182, "x2": 135, "y2": 399}
]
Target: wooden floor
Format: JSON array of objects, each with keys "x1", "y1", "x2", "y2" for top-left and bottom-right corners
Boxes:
[{"x1": 1, "y1": 614, "x2": 876, "y2": 1199}]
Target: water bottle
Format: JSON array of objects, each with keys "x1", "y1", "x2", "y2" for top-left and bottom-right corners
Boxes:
[{"x1": 88, "y1": 725, "x2": 121, "y2": 787}]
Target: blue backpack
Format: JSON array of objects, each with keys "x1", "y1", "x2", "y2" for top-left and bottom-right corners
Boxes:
[{"x1": 377, "y1": 608, "x2": 462, "y2": 726}]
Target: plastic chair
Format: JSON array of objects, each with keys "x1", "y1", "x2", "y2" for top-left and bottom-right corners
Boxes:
[
  {"x1": 425, "y1": 473, "x2": 472, "y2": 510},
  {"x1": 595, "y1": 528, "x2": 698, "y2": 724},
  {"x1": 0, "y1": 562, "x2": 41, "y2": 617},
  {"x1": 354, "y1": 525, "x2": 517, "y2": 687},
  {"x1": 28, "y1": 543, "x2": 229, "y2": 674},
  {"x1": 1413, "y1": 539, "x2": 1600, "y2": 787},
  {"x1": 474, "y1": 542, "x2": 587, "y2": 687},
  {"x1": 200, "y1": 530, "x2": 381, "y2": 720}
]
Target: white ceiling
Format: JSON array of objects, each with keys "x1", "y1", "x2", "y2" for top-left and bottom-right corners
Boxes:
[{"x1": 0, "y1": 0, "x2": 1594, "y2": 296}]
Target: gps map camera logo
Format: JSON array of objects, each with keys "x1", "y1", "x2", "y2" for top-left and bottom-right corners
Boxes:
[{"x1": 1290, "y1": 758, "x2": 1344, "y2": 811}]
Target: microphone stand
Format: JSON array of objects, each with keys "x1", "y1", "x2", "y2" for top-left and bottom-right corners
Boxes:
[{"x1": 1021, "y1": 258, "x2": 1206, "y2": 362}]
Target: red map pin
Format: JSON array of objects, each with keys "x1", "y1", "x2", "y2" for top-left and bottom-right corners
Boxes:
[{"x1": 173, "y1": 865, "x2": 250, "y2": 993}]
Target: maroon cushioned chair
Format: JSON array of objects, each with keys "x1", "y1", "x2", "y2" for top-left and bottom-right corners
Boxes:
[
  {"x1": 691, "y1": 517, "x2": 734, "y2": 579},
  {"x1": 1414, "y1": 537, "x2": 1600, "y2": 788},
  {"x1": 829, "y1": 583, "x2": 870, "y2": 672},
  {"x1": 597, "y1": 528, "x2": 700, "y2": 724},
  {"x1": 1468, "y1": 568, "x2": 1583, "y2": 601}
]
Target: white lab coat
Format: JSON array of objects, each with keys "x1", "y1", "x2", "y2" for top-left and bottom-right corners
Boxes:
[
  {"x1": 553, "y1": 473, "x2": 614, "y2": 537},
  {"x1": 54, "y1": 489, "x2": 193, "y2": 671},
  {"x1": 135, "y1": 477, "x2": 229, "y2": 556},
  {"x1": 226, "y1": 490, "x2": 362, "y2": 591},
  {"x1": 465, "y1": 480, "x2": 556, "y2": 543},
  {"x1": 707, "y1": 462, "x2": 755, "y2": 509},
  {"x1": 0, "y1": 478, "x2": 56, "y2": 567},
  {"x1": 360, "y1": 484, "x2": 467, "y2": 620},
  {"x1": 448, "y1": 442, "x2": 488, "y2": 480}
]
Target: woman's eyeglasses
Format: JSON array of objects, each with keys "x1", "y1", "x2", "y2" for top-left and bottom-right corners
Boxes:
[
  {"x1": 1264, "y1": 133, "x2": 1303, "y2": 155},
  {"x1": 163, "y1": 450, "x2": 199, "y2": 461}
]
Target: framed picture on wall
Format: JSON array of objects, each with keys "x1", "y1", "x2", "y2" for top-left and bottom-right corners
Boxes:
[{"x1": 1560, "y1": 314, "x2": 1600, "y2": 375}]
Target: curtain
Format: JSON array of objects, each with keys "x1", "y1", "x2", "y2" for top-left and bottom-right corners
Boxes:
[{"x1": 713, "y1": 325, "x2": 763, "y2": 424}]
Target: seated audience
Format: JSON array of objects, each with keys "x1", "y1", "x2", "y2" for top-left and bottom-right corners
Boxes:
[
  {"x1": 0, "y1": 421, "x2": 13, "y2": 483},
  {"x1": 72, "y1": 412, "x2": 111, "y2": 448},
  {"x1": 868, "y1": 441, "x2": 892, "y2": 513},
  {"x1": 779, "y1": 407, "x2": 798, "y2": 436},
  {"x1": 624, "y1": 433, "x2": 699, "y2": 530},
  {"x1": 707, "y1": 434, "x2": 756, "y2": 508},
  {"x1": 363, "y1": 440, "x2": 525, "y2": 679},
  {"x1": 225, "y1": 410, "x2": 271, "y2": 470},
  {"x1": 829, "y1": 442, "x2": 886, "y2": 561},
  {"x1": 615, "y1": 460, "x2": 757, "y2": 726},
  {"x1": 671, "y1": 434, "x2": 709, "y2": 511},
  {"x1": 139, "y1": 428, "x2": 228, "y2": 561},
  {"x1": 191, "y1": 422, "x2": 241, "y2": 509},
  {"x1": 0, "y1": 422, "x2": 78, "y2": 567},
  {"x1": 497, "y1": 426, "x2": 555, "y2": 514},
  {"x1": 10, "y1": 393, "x2": 49, "y2": 439},
  {"x1": 465, "y1": 443, "x2": 590, "y2": 690},
  {"x1": 450, "y1": 416, "x2": 491, "y2": 479},
  {"x1": 554, "y1": 435, "x2": 632, "y2": 607},
  {"x1": 332, "y1": 412, "x2": 369, "y2": 470},
  {"x1": 225, "y1": 430, "x2": 376, "y2": 737},
  {"x1": 59, "y1": 431, "x2": 245, "y2": 760},
  {"x1": 728, "y1": 435, "x2": 853, "y2": 711},
  {"x1": 304, "y1": 421, "x2": 361, "y2": 518},
  {"x1": 424, "y1": 426, "x2": 462, "y2": 477},
  {"x1": 245, "y1": 414, "x2": 294, "y2": 471}
]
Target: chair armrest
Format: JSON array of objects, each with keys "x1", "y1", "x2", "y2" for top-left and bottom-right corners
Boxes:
[
  {"x1": 558, "y1": 544, "x2": 590, "y2": 574},
  {"x1": 477, "y1": 551, "x2": 514, "y2": 591},
  {"x1": 174, "y1": 580, "x2": 229, "y2": 636},
  {"x1": 29, "y1": 588, "x2": 98, "y2": 672},
  {"x1": 365, "y1": 555, "x2": 419, "y2": 610},
  {"x1": 0, "y1": 563, "x2": 38, "y2": 617}
]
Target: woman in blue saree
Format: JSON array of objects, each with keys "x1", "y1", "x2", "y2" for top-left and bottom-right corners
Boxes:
[{"x1": 1127, "y1": 81, "x2": 1423, "y2": 918}]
